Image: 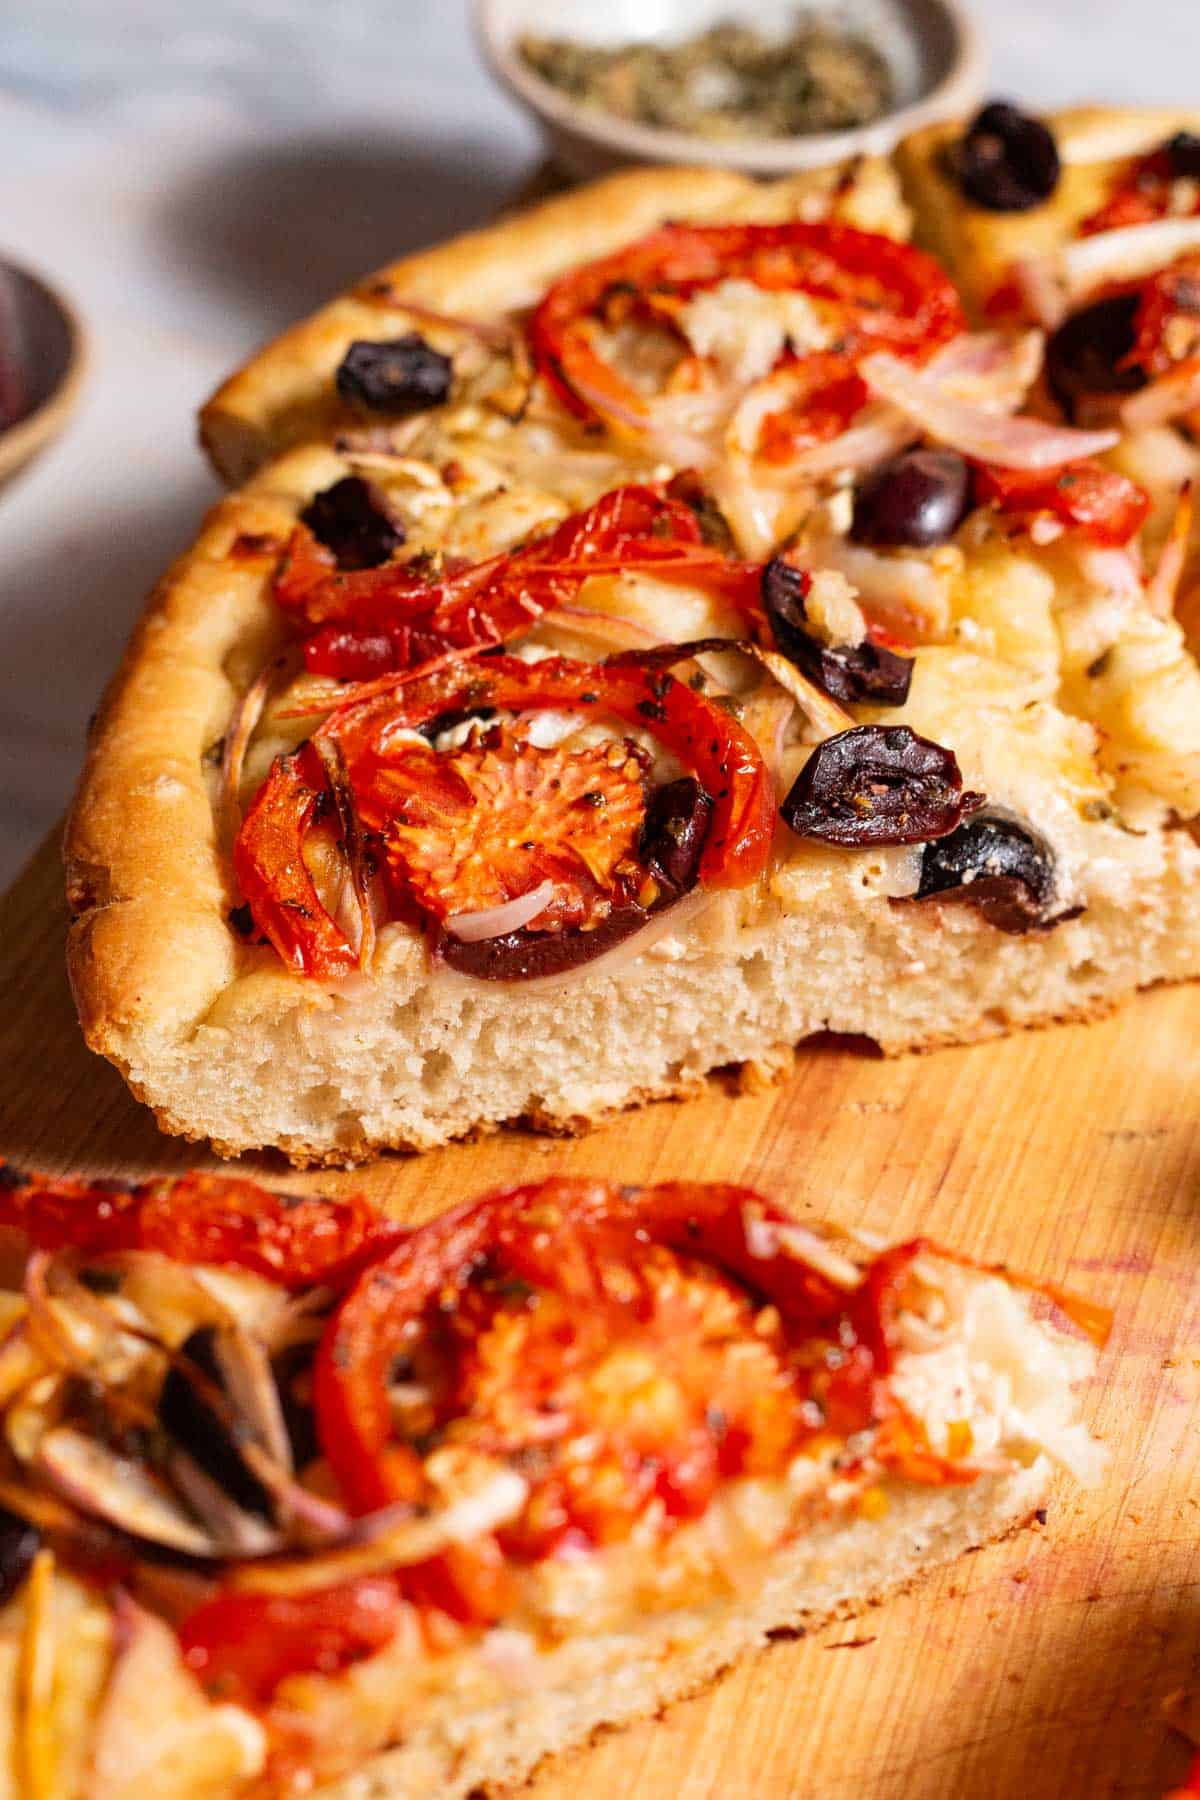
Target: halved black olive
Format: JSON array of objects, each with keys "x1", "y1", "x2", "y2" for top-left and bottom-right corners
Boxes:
[
  {"x1": 0, "y1": 1506, "x2": 40, "y2": 1607},
  {"x1": 851, "y1": 449, "x2": 972, "y2": 550},
  {"x1": 336, "y1": 334, "x2": 452, "y2": 416},
  {"x1": 1165, "y1": 131, "x2": 1200, "y2": 180},
  {"x1": 781, "y1": 725, "x2": 984, "y2": 846},
  {"x1": 1046, "y1": 294, "x2": 1146, "y2": 422},
  {"x1": 300, "y1": 476, "x2": 404, "y2": 570},
  {"x1": 438, "y1": 902, "x2": 658, "y2": 982},
  {"x1": 158, "y1": 1328, "x2": 272, "y2": 1517},
  {"x1": 762, "y1": 558, "x2": 912, "y2": 706},
  {"x1": 956, "y1": 101, "x2": 1060, "y2": 212},
  {"x1": 640, "y1": 777, "x2": 712, "y2": 892},
  {"x1": 915, "y1": 808, "x2": 1058, "y2": 933}
]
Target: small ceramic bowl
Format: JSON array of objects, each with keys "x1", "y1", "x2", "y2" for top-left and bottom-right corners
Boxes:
[
  {"x1": 475, "y1": 0, "x2": 983, "y2": 181},
  {"x1": 0, "y1": 257, "x2": 86, "y2": 490}
]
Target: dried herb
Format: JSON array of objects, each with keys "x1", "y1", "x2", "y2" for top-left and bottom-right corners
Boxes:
[{"x1": 518, "y1": 18, "x2": 893, "y2": 142}]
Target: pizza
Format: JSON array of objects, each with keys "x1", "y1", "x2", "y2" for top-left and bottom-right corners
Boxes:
[
  {"x1": 0, "y1": 1163, "x2": 1104, "y2": 1798},
  {"x1": 64, "y1": 137, "x2": 1200, "y2": 1162}
]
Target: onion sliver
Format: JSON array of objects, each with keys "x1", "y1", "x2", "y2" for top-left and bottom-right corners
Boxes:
[
  {"x1": 1061, "y1": 217, "x2": 1200, "y2": 302},
  {"x1": 447, "y1": 880, "x2": 557, "y2": 943},
  {"x1": 1144, "y1": 483, "x2": 1194, "y2": 618},
  {"x1": 862, "y1": 352, "x2": 1119, "y2": 470},
  {"x1": 764, "y1": 332, "x2": 1043, "y2": 484},
  {"x1": 1120, "y1": 358, "x2": 1200, "y2": 432}
]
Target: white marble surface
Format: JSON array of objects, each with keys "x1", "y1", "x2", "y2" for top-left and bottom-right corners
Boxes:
[{"x1": 0, "y1": 0, "x2": 1195, "y2": 886}]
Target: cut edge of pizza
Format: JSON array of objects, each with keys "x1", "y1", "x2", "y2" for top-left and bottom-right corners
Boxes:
[{"x1": 0, "y1": 1165, "x2": 1106, "y2": 1799}]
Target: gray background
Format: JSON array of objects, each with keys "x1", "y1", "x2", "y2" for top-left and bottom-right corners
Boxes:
[{"x1": 0, "y1": 0, "x2": 1194, "y2": 882}]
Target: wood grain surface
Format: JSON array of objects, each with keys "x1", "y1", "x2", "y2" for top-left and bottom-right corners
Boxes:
[{"x1": 2, "y1": 827, "x2": 1199, "y2": 1796}]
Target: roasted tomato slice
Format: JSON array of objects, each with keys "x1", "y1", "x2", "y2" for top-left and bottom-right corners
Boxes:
[
  {"x1": 974, "y1": 458, "x2": 1151, "y2": 547},
  {"x1": 1081, "y1": 143, "x2": 1200, "y2": 236},
  {"x1": 232, "y1": 742, "x2": 364, "y2": 979},
  {"x1": 274, "y1": 484, "x2": 763, "y2": 680},
  {"x1": 0, "y1": 1164, "x2": 403, "y2": 1289},
  {"x1": 1126, "y1": 254, "x2": 1200, "y2": 379},
  {"x1": 234, "y1": 649, "x2": 774, "y2": 975},
  {"x1": 179, "y1": 1577, "x2": 408, "y2": 1705},
  {"x1": 369, "y1": 725, "x2": 649, "y2": 930},
  {"x1": 313, "y1": 1180, "x2": 925, "y2": 1557},
  {"x1": 529, "y1": 220, "x2": 965, "y2": 430}
]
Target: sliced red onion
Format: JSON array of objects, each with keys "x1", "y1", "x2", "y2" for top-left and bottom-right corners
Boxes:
[
  {"x1": 36, "y1": 1427, "x2": 221, "y2": 1558},
  {"x1": 1120, "y1": 358, "x2": 1200, "y2": 432},
  {"x1": 446, "y1": 879, "x2": 556, "y2": 943},
  {"x1": 1061, "y1": 217, "x2": 1200, "y2": 301},
  {"x1": 862, "y1": 353, "x2": 1119, "y2": 470},
  {"x1": 781, "y1": 406, "x2": 917, "y2": 480},
  {"x1": 764, "y1": 333, "x2": 1043, "y2": 484},
  {"x1": 1144, "y1": 483, "x2": 1194, "y2": 618}
]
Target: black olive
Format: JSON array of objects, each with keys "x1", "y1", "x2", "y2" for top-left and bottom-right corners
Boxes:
[
  {"x1": 781, "y1": 725, "x2": 984, "y2": 847},
  {"x1": 851, "y1": 449, "x2": 972, "y2": 550},
  {"x1": 335, "y1": 334, "x2": 452, "y2": 415},
  {"x1": 915, "y1": 808, "x2": 1058, "y2": 933},
  {"x1": 761, "y1": 557, "x2": 911, "y2": 706},
  {"x1": 159, "y1": 1328, "x2": 272, "y2": 1517},
  {"x1": 0, "y1": 1506, "x2": 40, "y2": 1607},
  {"x1": 956, "y1": 101, "x2": 1061, "y2": 212},
  {"x1": 640, "y1": 778, "x2": 712, "y2": 892},
  {"x1": 1046, "y1": 294, "x2": 1146, "y2": 422},
  {"x1": 438, "y1": 902, "x2": 658, "y2": 982},
  {"x1": 300, "y1": 476, "x2": 404, "y2": 570},
  {"x1": 1165, "y1": 131, "x2": 1200, "y2": 180}
]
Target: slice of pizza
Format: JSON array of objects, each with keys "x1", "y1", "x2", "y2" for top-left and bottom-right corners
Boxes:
[
  {"x1": 67, "y1": 154, "x2": 1200, "y2": 1159},
  {"x1": 0, "y1": 1164, "x2": 1105, "y2": 1799}
]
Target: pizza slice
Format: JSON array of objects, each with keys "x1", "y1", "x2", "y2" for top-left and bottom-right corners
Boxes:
[{"x1": 0, "y1": 1164, "x2": 1105, "y2": 1799}]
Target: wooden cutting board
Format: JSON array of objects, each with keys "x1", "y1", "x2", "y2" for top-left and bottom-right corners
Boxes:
[{"x1": 2, "y1": 826, "x2": 1199, "y2": 1796}]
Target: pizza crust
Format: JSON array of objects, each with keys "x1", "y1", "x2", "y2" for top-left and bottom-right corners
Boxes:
[
  {"x1": 317, "y1": 1462, "x2": 1050, "y2": 1798},
  {"x1": 198, "y1": 156, "x2": 910, "y2": 485},
  {"x1": 895, "y1": 105, "x2": 1200, "y2": 317}
]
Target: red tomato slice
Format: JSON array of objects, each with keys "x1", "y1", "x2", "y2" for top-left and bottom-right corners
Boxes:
[
  {"x1": 275, "y1": 484, "x2": 764, "y2": 681},
  {"x1": 529, "y1": 220, "x2": 965, "y2": 429},
  {"x1": 333, "y1": 651, "x2": 775, "y2": 889},
  {"x1": 1127, "y1": 254, "x2": 1200, "y2": 379},
  {"x1": 232, "y1": 742, "x2": 362, "y2": 979},
  {"x1": 0, "y1": 1165, "x2": 403, "y2": 1289},
  {"x1": 179, "y1": 1577, "x2": 408, "y2": 1704},
  {"x1": 974, "y1": 459, "x2": 1151, "y2": 548},
  {"x1": 1081, "y1": 145, "x2": 1200, "y2": 236},
  {"x1": 312, "y1": 1177, "x2": 921, "y2": 1525},
  {"x1": 235, "y1": 649, "x2": 774, "y2": 975}
]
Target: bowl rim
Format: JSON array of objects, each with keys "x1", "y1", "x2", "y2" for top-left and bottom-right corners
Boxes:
[
  {"x1": 474, "y1": 0, "x2": 984, "y2": 173},
  {"x1": 0, "y1": 254, "x2": 88, "y2": 479}
]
